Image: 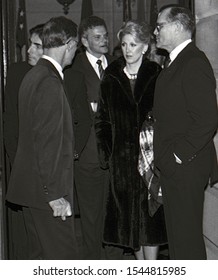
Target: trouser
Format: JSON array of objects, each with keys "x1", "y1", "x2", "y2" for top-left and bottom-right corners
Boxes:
[
  {"x1": 160, "y1": 157, "x2": 209, "y2": 260},
  {"x1": 22, "y1": 206, "x2": 78, "y2": 260},
  {"x1": 75, "y1": 161, "x2": 107, "y2": 260},
  {"x1": 8, "y1": 203, "x2": 28, "y2": 259}
]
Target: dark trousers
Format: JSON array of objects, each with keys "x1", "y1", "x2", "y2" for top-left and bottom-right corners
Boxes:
[
  {"x1": 75, "y1": 161, "x2": 108, "y2": 260},
  {"x1": 7, "y1": 203, "x2": 28, "y2": 259},
  {"x1": 161, "y1": 155, "x2": 210, "y2": 260},
  {"x1": 22, "y1": 206, "x2": 78, "y2": 260}
]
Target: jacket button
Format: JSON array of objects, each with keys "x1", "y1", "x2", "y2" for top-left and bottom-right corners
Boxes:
[{"x1": 43, "y1": 186, "x2": 48, "y2": 194}]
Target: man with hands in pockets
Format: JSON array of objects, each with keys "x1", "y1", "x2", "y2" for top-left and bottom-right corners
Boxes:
[{"x1": 153, "y1": 5, "x2": 218, "y2": 259}]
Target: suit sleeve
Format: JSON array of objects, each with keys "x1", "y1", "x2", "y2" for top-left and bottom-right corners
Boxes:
[
  {"x1": 174, "y1": 57, "x2": 218, "y2": 163},
  {"x1": 94, "y1": 76, "x2": 113, "y2": 169},
  {"x1": 33, "y1": 76, "x2": 67, "y2": 202}
]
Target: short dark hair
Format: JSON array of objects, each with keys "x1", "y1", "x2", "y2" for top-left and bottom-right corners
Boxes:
[
  {"x1": 29, "y1": 23, "x2": 44, "y2": 40},
  {"x1": 163, "y1": 5, "x2": 195, "y2": 35},
  {"x1": 79, "y1": 15, "x2": 107, "y2": 39},
  {"x1": 42, "y1": 16, "x2": 77, "y2": 48}
]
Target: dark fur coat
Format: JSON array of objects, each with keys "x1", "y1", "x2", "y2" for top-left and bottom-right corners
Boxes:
[{"x1": 95, "y1": 57, "x2": 167, "y2": 249}]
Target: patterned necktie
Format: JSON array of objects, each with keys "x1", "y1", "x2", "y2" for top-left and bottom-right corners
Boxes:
[{"x1": 96, "y1": 59, "x2": 104, "y2": 80}]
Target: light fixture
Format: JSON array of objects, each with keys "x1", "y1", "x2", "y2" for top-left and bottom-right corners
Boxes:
[{"x1": 57, "y1": 0, "x2": 76, "y2": 15}]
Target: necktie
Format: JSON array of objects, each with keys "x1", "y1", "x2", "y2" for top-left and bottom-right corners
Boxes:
[
  {"x1": 96, "y1": 59, "x2": 104, "y2": 80},
  {"x1": 164, "y1": 56, "x2": 171, "y2": 68}
]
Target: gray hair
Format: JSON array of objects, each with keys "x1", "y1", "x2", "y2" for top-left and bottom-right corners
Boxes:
[{"x1": 164, "y1": 6, "x2": 195, "y2": 35}]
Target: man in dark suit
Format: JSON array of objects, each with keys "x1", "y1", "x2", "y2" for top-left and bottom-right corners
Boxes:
[
  {"x1": 6, "y1": 16, "x2": 79, "y2": 260},
  {"x1": 153, "y1": 5, "x2": 218, "y2": 259},
  {"x1": 64, "y1": 65, "x2": 92, "y2": 226},
  {"x1": 64, "y1": 69, "x2": 92, "y2": 165},
  {"x1": 4, "y1": 24, "x2": 44, "y2": 259},
  {"x1": 66, "y1": 15, "x2": 116, "y2": 259}
]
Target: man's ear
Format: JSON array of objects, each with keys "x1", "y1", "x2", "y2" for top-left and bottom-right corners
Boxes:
[
  {"x1": 81, "y1": 36, "x2": 88, "y2": 48},
  {"x1": 174, "y1": 21, "x2": 183, "y2": 33},
  {"x1": 65, "y1": 41, "x2": 72, "y2": 51}
]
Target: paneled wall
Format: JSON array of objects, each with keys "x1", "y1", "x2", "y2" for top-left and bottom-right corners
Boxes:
[
  {"x1": 25, "y1": 0, "x2": 139, "y2": 53},
  {"x1": 24, "y1": 0, "x2": 178, "y2": 53},
  {"x1": 25, "y1": 0, "x2": 126, "y2": 54}
]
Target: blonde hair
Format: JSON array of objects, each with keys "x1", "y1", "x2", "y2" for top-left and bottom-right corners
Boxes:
[{"x1": 117, "y1": 20, "x2": 151, "y2": 44}]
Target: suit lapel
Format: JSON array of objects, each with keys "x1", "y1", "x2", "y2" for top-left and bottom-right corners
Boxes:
[
  {"x1": 81, "y1": 53, "x2": 115, "y2": 81},
  {"x1": 163, "y1": 42, "x2": 194, "y2": 73},
  {"x1": 81, "y1": 53, "x2": 100, "y2": 82}
]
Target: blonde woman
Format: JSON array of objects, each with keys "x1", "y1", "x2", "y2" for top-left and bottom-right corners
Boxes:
[{"x1": 95, "y1": 21, "x2": 167, "y2": 260}]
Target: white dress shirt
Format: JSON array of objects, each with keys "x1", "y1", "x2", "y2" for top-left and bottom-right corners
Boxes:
[{"x1": 86, "y1": 51, "x2": 108, "y2": 79}]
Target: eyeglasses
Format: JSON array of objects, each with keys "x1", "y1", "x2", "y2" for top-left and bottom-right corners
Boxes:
[
  {"x1": 155, "y1": 22, "x2": 174, "y2": 33},
  {"x1": 65, "y1": 38, "x2": 78, "y2": 46}
]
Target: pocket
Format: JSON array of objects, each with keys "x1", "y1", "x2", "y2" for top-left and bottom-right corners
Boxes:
[{"x1": 157, "y1": 146, "x2": 178, "y2": 178}]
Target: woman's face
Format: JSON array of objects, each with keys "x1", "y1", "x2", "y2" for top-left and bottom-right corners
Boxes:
[{"x1": 121, "y1": 34, "x2": 148, "y2": 66}]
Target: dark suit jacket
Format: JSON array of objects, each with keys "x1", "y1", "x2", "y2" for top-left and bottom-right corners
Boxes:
[
  {"x1": 4, "y1": 62, "x2": 32, "y2": 165},
  {"x1": 64, "y1": 68, "x2": 92, "y2": 158},
  {"x1": 153, "y1": 42, "x2": 218, "y2": 183},
  {"x1": 6, "y1": 58, "x2": 74, "y2": 209},
  {"x1": 71, "y1": 52, "x2": 115, "y2": 163}
]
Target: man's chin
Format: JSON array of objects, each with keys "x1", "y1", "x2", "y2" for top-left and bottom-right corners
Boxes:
[
  {"x1": 28, "y1": 58, "x2": 36, "y2": 66},
  {"x1": 100, "y1": 47, "x2": 108, "y2": 53}
]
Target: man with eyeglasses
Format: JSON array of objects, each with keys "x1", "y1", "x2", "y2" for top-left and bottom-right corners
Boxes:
[
  {"x1": 65, "y1": 15, "x2": 116, "y2": 259},
  {"x1": 6, "y1": 16, "x2": 79, "y2": 259},
  {"x1": 153, "y1": 5, "x2": 218, "y2": 259}
]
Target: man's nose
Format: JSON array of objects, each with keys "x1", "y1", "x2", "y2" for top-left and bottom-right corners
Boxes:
[
  {"x1": 102, "y1": 36, "x2": 108, "y2": 43},
  {"x1": 27, "y1": 46, "x2": 31, "y2": 54}
]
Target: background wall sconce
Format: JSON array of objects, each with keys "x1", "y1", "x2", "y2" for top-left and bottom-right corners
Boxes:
[{"x1": 57, "y1": 0, "x2": 76, "y2": 15}]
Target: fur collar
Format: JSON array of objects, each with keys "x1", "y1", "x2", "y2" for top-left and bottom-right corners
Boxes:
[{"x1": 104, "y1": 56, "x2": 161, "y2": 104}]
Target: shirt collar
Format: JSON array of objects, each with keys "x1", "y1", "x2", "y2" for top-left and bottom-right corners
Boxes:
[
  {"x1": 169, "y1": 39, "x2": 192, "y2": 64},
  {"x1": 85, "y1": 51, "x2": 107, "y2": 70},
  {"x1": 42, "y1": 54, "x2": 64, "y2": 80}
]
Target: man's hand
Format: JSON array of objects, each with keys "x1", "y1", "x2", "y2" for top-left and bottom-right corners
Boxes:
[{"x1": 49, "y1": 198, "x2": 72, "y2": 221}]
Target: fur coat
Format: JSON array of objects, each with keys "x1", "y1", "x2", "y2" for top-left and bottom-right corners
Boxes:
[{"x1": 95, "y1": 56, "x2": 166, "y2": 249}]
